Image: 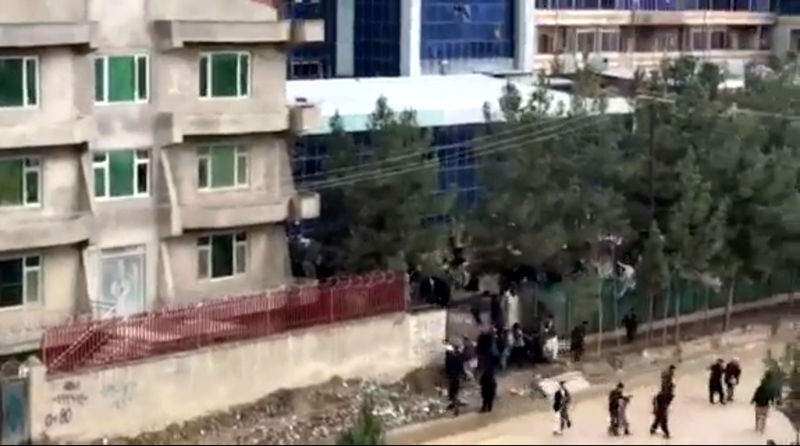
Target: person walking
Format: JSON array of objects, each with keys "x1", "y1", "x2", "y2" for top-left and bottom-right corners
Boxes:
[
  {"x1": 709, "y1": 358, "x2": 726, "y2": 405},
  {"x1": 661, "y1": 364, "x2": 676, "y2": 397},
  {"x1": 444, "y1": 342, "x2": 465, "y2": 416},
  {"x1": 570, "y1": 321, "x2": 588, "y2": 363},
  {"x1": 543, "y1": 315, "x2": 559, "y2": 361},
  {"x1": 650, "y1": 389, "x2": 673, "y2": 439},
  {"x1": 725, "y1": 357, "x2": 742, "y2": 402},
  {"x1": 510, "y1": 323, "x2": 527, "y2": 368},
  {"x1": 502, "y1": 284, "x2": 521, "y2": 329},
  {"x1": 608, "y1": 382, "x2": 630, "y2": 436},
  {"x1": 553, "y1": 381, "x2": 572, "y2": 435},
  {"x1": 621, "y1": 311, "x2": 639, "y2": 343},
  {"x1": 480, "y1": 350, "x2": 499, "y2": 413},
  {"x1": 752, "y1": 377, "x2": 775, "y2": 434}
]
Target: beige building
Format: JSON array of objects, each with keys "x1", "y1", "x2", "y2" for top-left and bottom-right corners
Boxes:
[
  {"x1": 533, "y1": 5, "x2": 776, "y2": 76},
  {"x1": 0, "y1": 0, "x2": 323, "y2": 355}
]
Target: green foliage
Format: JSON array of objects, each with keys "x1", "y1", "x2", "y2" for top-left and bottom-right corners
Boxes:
[
  {"x1": 336, "y1": 401, "x2": 385, "y2": 445},
  {"x1": 317, "y1": 97, "x2": 451, "y2": 274}
]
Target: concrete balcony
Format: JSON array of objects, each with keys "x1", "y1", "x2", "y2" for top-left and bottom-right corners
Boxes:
[
  {"x1": 158, "y1": 110, "x2": 289, "y2": 144},
  {"x1": 533, "y1": 10, "x2": 633, "y2": 26},
  {"x1": 290, "y1": 104, "x2": 322, "y2": 134},
  {"x1": 179, "y1": 197, "x2": 291, "y2": 231},
  {"x1": 149, "y1": 0, "x2": 281, "y2": 23},
  {"x1": 292, "y1": 20, "x2": 325, "y2": 43},
  {"x1": 0, "y1": 116, "x2": 95, "y2": 150},
  {"x1": 153, "y1": 20, "x2": 291, "y2": 49},
  {"x1": 289, "y1": 191, "x2": 320, "y2": 221},
  {"x1": 0, "y1": 0, "x2": 91, "y2": 48},
  {"x1": 533, "y1": 9, "x2": 775, "y2": 27},
  {"x1": 0, "y1": 213, "x2": 92, "y2": 252}
]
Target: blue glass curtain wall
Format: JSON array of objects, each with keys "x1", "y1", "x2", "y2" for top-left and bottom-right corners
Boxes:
[
  {"x1": 354, "y1": 0, "x2": 401, "y2": 77},
  {"x1": 780, "y1": 0, "x2": 800, "y2": 14},
  {"x1": 288, "y1": 0, "x2": 338, "y2": 79},
  {"x1": 421, "y1": 0, "x2": 515, "y2": 63},
  {"x1": 535, "y1": 0, "x2": 772, "y2": 10}
]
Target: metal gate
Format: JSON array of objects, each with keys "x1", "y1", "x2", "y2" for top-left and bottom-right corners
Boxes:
[{"x1": 0, "y1": 361, "x2": 29, "y2": 445}]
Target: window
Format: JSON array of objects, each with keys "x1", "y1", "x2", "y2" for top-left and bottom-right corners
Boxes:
[
  {"x1": 538, "y1": 33, "x2": 554, "y2": 54},
  {"x1": 692, "y1": 30, "x2": 707, "y2": 51},
  {"x1": 197, "y1": 232, "x2": 247, "y2": 279},
  {"x1": 93, "y1": 150, "x2": 150, "y2": 199},
  {"x1": 0, "y1": 57, "x2": 38, "y2": 108},
  {"x1": 710, "y1": 30, "x2": 728, "y2": 50},
  {"x1": 600, "y1": 30, "x2": 620, "y2": 52},
  {"x1": 577, "y1": 30, "x2": 596, "y2": 55},
  {"x1": 197, "y1": 145, "x2": 248, "y2": 190},
  {"x1": 656, "y1": 33, "x2": 679, "y2": 52},
  {"x1": 94, "y1": 55, "x2": 149, "y2": 104},
  {"x1": 0, "y1": 157, "x2": 40, "y2": 207},
  {"x1": 0, "y1": 255, "x2": 41, "y2": 308},
  {"x1": 199, "y1": 52, "x2": 250, "y2": 98}
]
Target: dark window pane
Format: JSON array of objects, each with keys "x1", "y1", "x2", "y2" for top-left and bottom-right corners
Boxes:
[
  {"x1": 0, "y1": 159, "x2": 23, "y2": 205},
  {"x1": 25, "y1": 170, "x2": 38, "y2": 204},
  {"x1": 211, "y1": 53, "x2": 239, "y2": 97},
  {"x1": 136, "y1": 162, "x2": 148, "y2": 194},
  {"x1": 109, "y1": 151, "x2": 134, "y2": 197},
  {"x1": 211, "y1": 146, "x2": 235, "y2": 187},
  {"x1": 211, "y1": 234, "x2": 234, "y2": 277},
  {"x1": 0, "y1": 59, "x2": 24, "y2": 107},
  {"x1": 95, "y1": 58, "x2": 105, "y2": 102},
  {"x1": 239, "y1": 54, "x2": 249, "y2": 96},
  {"x1": 25, "y1": 59, "x2": 37, "y2": 106},
  {"x1": 108, "y1": 56, "x2": 136, "y2": 102},
  {"x1": 199, "y1": 55, "x2": 208, "y2": 96},
  {"x1": 137, "y1": 57, "x2": 148, "y2": 100},
  {"x1": 0, "y1": 258, "x2": 23, "y2": 308}
]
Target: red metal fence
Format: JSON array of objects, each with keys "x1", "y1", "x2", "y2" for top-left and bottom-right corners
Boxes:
[{"x1": 41, "y1": 272, "x2": 407, "y2": 375}]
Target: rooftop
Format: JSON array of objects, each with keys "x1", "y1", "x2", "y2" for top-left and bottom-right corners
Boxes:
[{"x1": 286, "y1": 74, "x2": 632, "y2": 135}]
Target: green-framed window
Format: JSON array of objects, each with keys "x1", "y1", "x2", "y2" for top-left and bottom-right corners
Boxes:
[
  {"x1": 197, "y1": 145, "x2": 248, "y2": 190},
  {"x1": 93, "y1": 150, "x2": 150, "y2": 199},
  {"x1": 0, "y1": 157, "x2": 40, "y2": 207},
  {"x1": 0, "y1": 255, "x2": 41, "y2": 308},
  {"x1": 0, "y1": 56, "x2": 38, "y2": 108},
  {"x1": 94, "y1": 55, "x2": 149, "y2": 104},
  {"x1": 199, "y1": 52, "x2": 250, "y2": 98},
  {"x1": 197, "y1": 232, "x2": 247, "y2": 279}
]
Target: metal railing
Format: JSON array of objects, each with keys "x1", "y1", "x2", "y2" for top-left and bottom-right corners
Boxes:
[
  {"x1": 41, "y1": 271, "x2": 407, "y2": 375},
  {"x1": 535, "y1": 0, "x2": 773, "y2": 12}
]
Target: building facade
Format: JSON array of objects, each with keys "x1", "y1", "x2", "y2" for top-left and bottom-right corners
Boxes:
[
  {"x1": 774, "y1": 0, "x2": 800, "y2": 56},
  {"x1": 534, "y1": 0, "x2": 776, "y2": 76},
  {"x1": 0, "y1": 0, "x2": 322, "y2": 355}
]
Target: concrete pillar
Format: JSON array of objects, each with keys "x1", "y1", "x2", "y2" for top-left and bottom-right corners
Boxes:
[
  {"x1": 400, "y1": 0, "x2": 421, "y2": 77},
  {"x1": 335, "y1": 0, "x2": 354, "y2": 77},
  {"x1": 516, "y1": 0, "x2": 536, "y2": 73}
]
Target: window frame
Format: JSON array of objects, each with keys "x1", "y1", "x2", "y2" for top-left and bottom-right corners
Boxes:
[
  {"x1": 197, "y1": 231, "x2": 248, "y2": 280},
  {"x1": 0, "y1": 254, "x2": 42, "y2": 310},
  {"x1": 0, "y1": 56, "x2": 39, "y2": 109},
  {"x1": 92, "y1": 149, "x2": 151, "y2": 201},
  {"x1": 93, "y1": 54, "x2": 150, "y2": 105},
  {"x1": 576, "y1": 28, "x2": 597, "y2": 55},
  {"x1": 199, "y1": 51, "x2": 251, "y2": 99},
  {"x1": 0, "y1": 156, "x2": 41, "y2": 209},
  {"x1": 599, "y1": 28, "x2": 620, "y2": 53},
  {"x1": 197, "y1": 145, "x2": 249, "y2": 191}
]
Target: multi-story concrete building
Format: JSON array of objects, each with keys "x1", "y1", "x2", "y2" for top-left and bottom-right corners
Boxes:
[
  {"x1": 0, "y1": 0, "x2": 322, "y2": 355},
  {"x1": 534, "y1": 0, "x2": 776, "y2": 76},
  {"x1": 774, "y1": 0, "x2": 800, "y2": 56}
]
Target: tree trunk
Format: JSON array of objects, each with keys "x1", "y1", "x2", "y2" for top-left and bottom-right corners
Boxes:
[
  {"x1": 614, "y1": 279, "x2": 621, "y2": 349},
  {"x1": 661, "y1": 272, "x2": 671, "y2": 346},
  {"x1": 703, "y1": 285, "x2": 710, "y2": 335},
  {"x1": 597, "y1": 282, "x2": 604, "y2": 355},
  {"x1": 647, "y1": 290, "x2": 655, "y2": 343},
  {"x1": 673, "y1": 277, "x2": 681, "y2": 345},
  {"x1": 723, "y1": 269, "x2": 738, "y2": 332}
]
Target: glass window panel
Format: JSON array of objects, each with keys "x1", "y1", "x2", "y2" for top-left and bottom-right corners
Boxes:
[
  {"x1": 197, "y1": 247, "x2": 209, "y2": 279},
  {"x1": 24, "y1": 269, "x2": 39, "y2": 304},
  {"x1": 25, "y1": 256, "x2": 39, "y2": 267},
  {"x1": 0, "y1": 59, "x2": 24, "y2": 107},
  {"x1": 95, "y1": 58, "x2": 105, "y2": 102},
  {"x1": 94, "y1": 167, "x2": 106, "y2": 197},
  {"x1": 108, "y1": 56, "x2": 136, "y2": 102},
  {"x1": 211, "y1": 234, "x2": 234, "y2": 278},
  {"x1": 236, "y1": 152, "x2": 248, "y2": 185},
  {"x1": 137, "y1": 56, "x2": 148, "y2": 100},
  {"x1": 210, "y1": 147, "x2": 235, "y2": 188},
  {"x1": 0, "y1": 258, "x2": 23, "y2": 308},
  {"x1": 198, "y1": 157, "x2": 208, "y2": 188},
  {"x1": 199, "y1": 55, "x2": 208, "y2": 96},
  {"x1": 239, "y1": 54, "x2": 249, "y2": 96},
  {"x1": 109, "y1": 151, "x2": 134, "y2": 197},
  {"x1": 235, "y1": 242, "x2": 246, "y2": 274},
  {"x1": 136, "y1": 162, "x2": 148, "y2": 195},
  {"x1": 25, "y1": 170, "x2": 38, "y2": 204},
  {"x1": 25, "y1": 59, "x2": 37, "y2": 106},
  {"x1": 210, "y1": 54, "x2": 239, "y2": 97},
  {"x1": 0, "y1": 159, "x2": 23, "y2": 206}
]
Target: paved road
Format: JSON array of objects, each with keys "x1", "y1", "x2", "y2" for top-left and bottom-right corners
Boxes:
[{"x1": 426, "y1": 354, "x2": 795, "y2": 445}]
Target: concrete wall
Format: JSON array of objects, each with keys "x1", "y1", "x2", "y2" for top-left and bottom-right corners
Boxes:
[
  {"x1": 0, "y1": 0, "x2": 87, "y2": 23},
  {"x1": 149, "y1": 0, "x2": 280, "y2": 22},
  {"x1": 774, "y1": 16, "x2": 800, "y2": 57},
  {"x1": 27, "y1": 309, "x2": 447, "y2": 442}
]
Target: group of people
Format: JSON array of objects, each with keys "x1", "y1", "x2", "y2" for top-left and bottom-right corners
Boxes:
[{"x1": 709, "y1": 357, "x2": 742, "y2": 405}]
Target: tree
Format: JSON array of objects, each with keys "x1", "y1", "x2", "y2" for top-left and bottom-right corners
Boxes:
[
  {"x1": 337, "y1": 401, "x2": 385, "y2": 445},
  {"x1": 637, "y1": 221, "x2": 669, "y2": 342},
  {"x1": 316, "y1": 98, "x2": 451, "y2": 275}
]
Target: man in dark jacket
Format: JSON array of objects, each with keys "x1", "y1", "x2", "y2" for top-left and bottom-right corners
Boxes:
[
  {"x1": 661, "y1": 364, "x2": 676, "y2": 397},
  {"x1": 622, "y1": 312, "x2": 638, "y2": 343},
  {"x1": 444, "y1": 343, "x2": 465, "y2": 415},
  {"x1": 709, "y1": 358, "x2": 726, "y2": 405},
  {"x1": 608, "y1": 382, "x2": 630, "y2": 436},
  {"x1": 650, "y1": 390, "x2": 673, "y2": 439},
  {"x1": 570, "y1": 321, "x2": 588, "y2": 363},
  {"x1": 752, "y1": 377, "x2": 775, "y2": 433},
  {"x1": 725, "y1": 358, "x2": 742, "y2": 402},
  {"x1": 480, "y1": 350, "x2": 499, "y2": 413},
  {"x1": 553, "y1": 381, "x2": 572, "y2": 435},
  {"x1": 476, "y1": 326, "x2": 496, "y2": 373}
]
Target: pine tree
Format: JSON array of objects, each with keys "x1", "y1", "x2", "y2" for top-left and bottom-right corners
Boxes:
[{"x1": 637, "y1": 221, "x2": 669, "y2": 342}]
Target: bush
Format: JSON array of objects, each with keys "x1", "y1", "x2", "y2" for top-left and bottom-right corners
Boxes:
[{"x1": 336, "y1": 400, "x2": 385, "y2": 445}]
